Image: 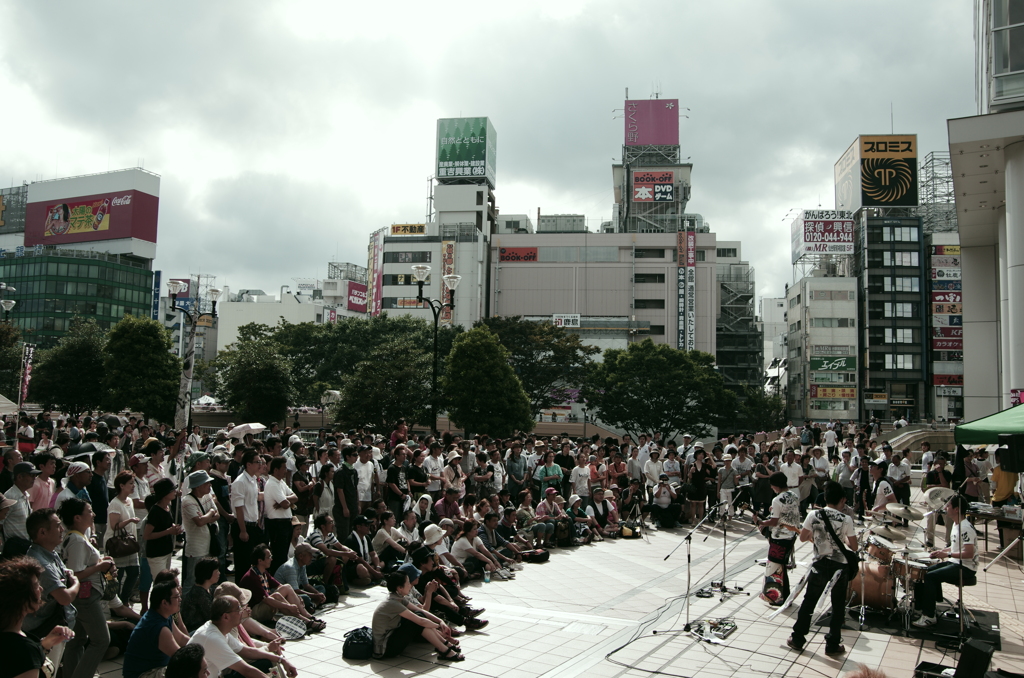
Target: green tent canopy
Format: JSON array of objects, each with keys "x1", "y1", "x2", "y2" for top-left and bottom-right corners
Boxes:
[{"x1": 954, "y1": 405, "x2": 1024, "y2": 445}]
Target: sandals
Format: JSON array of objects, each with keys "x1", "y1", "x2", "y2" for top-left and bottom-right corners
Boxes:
[
  {"x1": 437, "y1": 647, "x2": 465, "y2": 661},
  {"x1": 305, "y1": 618, "x2": 327, "y2": 633}
]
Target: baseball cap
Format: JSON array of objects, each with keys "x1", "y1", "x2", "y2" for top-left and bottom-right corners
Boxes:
[{"x1": 13, "y1": 462, "x2": 41, "y2": 477}]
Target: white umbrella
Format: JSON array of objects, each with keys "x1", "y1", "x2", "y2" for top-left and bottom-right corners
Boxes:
[{"x1": 227, "y1": 423, "x2": 267, "y2": 439}]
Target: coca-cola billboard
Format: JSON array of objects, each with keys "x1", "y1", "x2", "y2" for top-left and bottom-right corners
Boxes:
[{"x1": 26, "y1": 188, "x2": 158, "y2": 246}]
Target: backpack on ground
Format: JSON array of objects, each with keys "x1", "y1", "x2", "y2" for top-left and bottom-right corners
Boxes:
[
  {"x1": 522, "y1": 549, "x2": 550, "y2": 563},
  {"x1": 343, "y1": 626, "x2": 374, "y2": 660}
]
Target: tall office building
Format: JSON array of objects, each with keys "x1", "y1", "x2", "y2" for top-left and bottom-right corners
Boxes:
[{"x1": 715, "y1": 242, "x2": 763, "y2": 393}]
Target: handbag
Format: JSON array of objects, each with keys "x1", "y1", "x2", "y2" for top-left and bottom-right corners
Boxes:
[
  {"x1": 343, "y1": 626, "x2": 375, "y2": 660},
  {"x1": 818, "y1": 508, "x2": 861, "y2": 579},
  {"x1": 105, "y1": 528, "x2": 140, "y2": 558}
]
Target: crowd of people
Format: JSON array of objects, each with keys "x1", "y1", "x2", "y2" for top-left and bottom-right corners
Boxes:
[{"x1": 0, "y1": 412, "x2": 1019, "y2": 675}]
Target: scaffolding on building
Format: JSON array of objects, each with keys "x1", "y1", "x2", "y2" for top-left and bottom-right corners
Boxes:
[
  {"x1": 919, "y1": 151, "x2": 957, "y2": 233},
  {"x1": 716, "y1": 267, "x2": 764, "y2": 392},
  {"x1": 617, "y1": 144, "x2": 693, "y2": 233},
  {"x1": 327, "y1": 261, "x2": 368, "y2": 283}
]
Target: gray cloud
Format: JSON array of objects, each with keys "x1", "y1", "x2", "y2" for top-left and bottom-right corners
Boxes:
[{"x1": 0, "y1": 0, "x2": 975, "y2": 304}]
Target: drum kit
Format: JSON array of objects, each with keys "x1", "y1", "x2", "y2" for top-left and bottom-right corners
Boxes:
[{"x1": 846, "y1": 486, "x2": 958, "y2": 631}]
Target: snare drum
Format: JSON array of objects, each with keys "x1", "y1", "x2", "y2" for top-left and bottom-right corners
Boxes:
[
  {"x1": 865, "y1": 535, "x2": 895, "y2": 564},
  {"x1": 847, "y1": 561, "x2": 895, "y2": 609},
  {"x1": 891, "y1": 557, "x2": 929, "y2": 583}
]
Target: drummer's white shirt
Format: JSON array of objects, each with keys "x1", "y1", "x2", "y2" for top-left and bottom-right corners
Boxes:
[{"x1": 951, "y1": 519, "x2": 979, "y2": 571}]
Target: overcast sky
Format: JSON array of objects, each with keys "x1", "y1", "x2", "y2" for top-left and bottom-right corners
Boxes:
[{"x1": 0, "y1": 1, "x2": 975, "y2": 308}]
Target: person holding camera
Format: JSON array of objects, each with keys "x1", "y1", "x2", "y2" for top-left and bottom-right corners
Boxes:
[{"x1": 650, "y1": 474, "x2": 680, "y2": 528}]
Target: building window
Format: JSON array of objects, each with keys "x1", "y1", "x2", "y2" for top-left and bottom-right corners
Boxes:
[
  {"x1": 582, "y1": 246, "x2": 618, "y2": 262},
  {"x1": 884, "y1": 328, "x2": 915, "y2": 343},
  {"x1": 633, "y1": 299, "x2": 665, "y2": 309},
  {"x1": 883, "y1": 277, "x2": 920, "y2": 292},
  {"x1": 694, "y1": 250, "x2": 706, "y2": 262},
  {"x1": 883, "y1": 302, "x2": 915, "y2": 318},
  {"x1": 383, "y1": 251, "x2": 431, "y2": 264},
  {"x1": 634, "y1": 248, "x2": 665, "y2": 258},
  {"x1": 809, "y1": 317, "x2": 854, "y2": 328},
  {"x1": 716, "y1": 248, "x2": 737, "y2": 258},
  {"x1": 537, "y1": 247, "x2": 578, "y2": 263},
  {"x1": 811, "y1": 372, "x2": 857, "y2": 383},
  {"x1": 383, "y1": 274, "x2": 427, "y2": 286},
  {"x1": 789, "y1": 295, "x2": 801, "y2": 308},
  {"x1": 381, "y1": 297, "x2": 427, "y2": 309},
  {"x1": 648, "y1": 325, "x2": 665, "y2": 335},
  {"x1": 882, "y1": 251, "x2": 919, "y2": 267},
  {"x1": 882, "y1": 226, "x2": 919, "y2": 242},
  {"x1": 633, "y1": 273, "x2": 666, "y2": 283},
  {"x1": 884, "y1": 354, "x2": 919, "y2": 370}
]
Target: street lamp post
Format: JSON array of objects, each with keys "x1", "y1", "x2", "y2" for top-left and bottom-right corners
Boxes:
[
  {"x1": 412, "y1": 265, "x2": 461, "y2": 435},
  {"x1": 0, "y1": 283, "x2": 16, "y2": 323},
  {"x1": 167, "y1": 280, "x2": 222, "y2": 432}
]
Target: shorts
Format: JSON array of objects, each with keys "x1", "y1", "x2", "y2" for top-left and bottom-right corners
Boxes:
[{"x1": 251, "y1": 600, "x2": 275, "y2": 622}]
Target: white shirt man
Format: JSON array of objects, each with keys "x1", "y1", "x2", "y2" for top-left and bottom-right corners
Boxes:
[
  {"x1": 263, "y1": 474, "x2": 293, "y2": 520},
  {"x1": 353, "y1": 450, "x2": 376, "y2": 504},
  {"x1": 870, "y1": 463, "x2": 896, "y2": 512},
  {"x1": 229, "y1": 462, "x2": 260, "y2": 524},
  {"x1": 822, "y1": 428, "x2": 838, "y2": 451},
  {"x1": 423, "y1": 449, "x2": 446, "y2": 494},
  {"x1": 780, "y1": 453, "x2": 803, "y2": 489}
]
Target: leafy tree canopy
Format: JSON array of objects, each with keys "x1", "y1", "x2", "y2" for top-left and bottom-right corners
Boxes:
[
  {"x1": 211, "y1": 330, "x2": 295, "y2": 425},
  {"x1": 477, "y1": 316, "x2": 598, "y2": 416},
  {"x1": 441, "y1": 326, "x2": 533, "y2": 438},
  {"x1": 29, "y1": 317, "x2": 107, "y2": 419},
  {"x1": 102, "y1": 315, "x2": 182, "y2": 423},
  {"x1": 580, "y1": 339, "x2": 738, "y2": 441},
  {"x1": 334, "y1": 337, "x2": 431, "y2": 435}
]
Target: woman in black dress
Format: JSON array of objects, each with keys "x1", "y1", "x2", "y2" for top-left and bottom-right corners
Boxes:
[
  {"x1": 0, "y1": 557, "x2": 74, "y2": 678},
  {"x1": 687, "y1": 449, "x2": 715, "y2": 525}
]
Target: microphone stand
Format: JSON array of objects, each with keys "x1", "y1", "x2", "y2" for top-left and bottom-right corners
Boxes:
[
  {"x1": 703, "y1": 501, "x2": 748, "y2": 601},
  {"x1": 664, "y1": 505, "x2": 719, "y2": 631}
]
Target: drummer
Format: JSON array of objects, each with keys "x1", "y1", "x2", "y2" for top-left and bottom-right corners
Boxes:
[
  {"x1": 923, "y1": 455, "x2": 953, "y2": 549},
  {"x1": 912, "y1": 495, "x2": 978, "y2": 628}
]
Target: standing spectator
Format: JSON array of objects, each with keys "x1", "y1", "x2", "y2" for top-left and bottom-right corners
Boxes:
[
  {"x1": 16, "y1": 416, "x2": 35, "y2": 456},
  {"x1": 230, "y1": 451, "x2": 265, "y2": 579},
  {"x1": 2, "y1": 462, "x2": 39, "y2": 558},
  {"x1": 28, "y1": 453, "x2": 57, "y2": 511},
  {"x1": 53, "y1": 460, "x2": 93, "y2": 510},
  {"x1": 58, "y1": 498, "x2": 113, "y2": 678},
  {"x1": 107, "y1": 471, "x2": 142, "y2": 603},
  {"x1": 423, "y1": 443, "x2": 446, "y2": 502},
  {"x1": 290, "y1": 455, "x2": 313, "y2": 534},
  {"x1": 87, "y1": 450, "x2": 112, "y2": 539},
  {"x1": 0, "y1": 557, "x2": 75, "y2": 678},
  {"x1": 263, "y1": 459, "x2": 297, "y2": 573},
  {"x1": 182, "y1": 470, "x2": 219, "y2": 594},
  {"x1": 0, "y1": 448, "x2": 22, "y2": 493},
  {"x1": 385, "y1": 448, "x2": 410, "y2": 518},
  {"x1": 334, "y1": 447, "x2": 359, "y2": 541},
  {"x1": 22, "y1": 508, "x2": 79, "y2": 672},
  {"x1": 312, "y1": 464, "x2": 335, "y2": 518},
  {"x1": 144, "y1": 478, "x2": 182, "y2": 577},
  {"x1": 353, "y1": 446, "x2": 377, "y2": 512}
]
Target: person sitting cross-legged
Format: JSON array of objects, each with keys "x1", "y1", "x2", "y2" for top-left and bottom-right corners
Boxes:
[
  {"x1": 274, "y1": 544, "x2": 327, "y2": 614},
  {"x1": 238, "y1": 543, "x2": 325, "y2": 633},
  {"x1": 122, "y1": 581, "x2": 192, "y2": 678}
]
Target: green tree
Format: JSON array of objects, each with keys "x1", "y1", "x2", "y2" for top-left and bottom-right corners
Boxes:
[
  {"x1": 0, "y1": 323, "x2": 24, "y2": 403},
  {"x1": 580, "y1": 339, "x2": 737, "y2": 441},
  {"x1": 102, "y1": 315, "x2": 182, "y2": 423},
  {"x1": 477, "y1": 316, "x2": 599, "y2": 416},
  {"x1": 334, "y1": 338, "x2": 432, "y2": 434},
  {"x1": 212, "y1": 332, "x2": 295, "y2": 425},
  {"x1": 441, "y1": 326, "x2": 533, "y2": 437},
  {"x1": 29, "y1": 317, "x2": 107, "y2": 418},
  {"x1": 735, "y1": 385, "x2": 787, "y2": 433}
]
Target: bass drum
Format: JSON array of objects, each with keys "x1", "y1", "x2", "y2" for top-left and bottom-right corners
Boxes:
[{"x1": 847, "y1": 561, "x2": 895, "y2": 609}]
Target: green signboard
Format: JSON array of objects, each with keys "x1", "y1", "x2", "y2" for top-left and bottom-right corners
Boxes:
[
  {"x1": 436, "y1": 117, "x2": 497, "y2": 188},
  {"x1": 810, "y1": 356, "x2": 857, "y2": 371}
]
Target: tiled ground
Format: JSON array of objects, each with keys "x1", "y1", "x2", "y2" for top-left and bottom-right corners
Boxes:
[{"x1": 97, "y1": 490, "x2": 1024, "y2": 678}]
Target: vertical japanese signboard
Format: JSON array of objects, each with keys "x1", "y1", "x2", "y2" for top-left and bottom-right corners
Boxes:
[
  {"x1": 685, "y1": 231, "x2": 696, "y2": 351},
  {"x1": 151, "y1": 270, "x2": 161, "y2": 321},
  {"x1": 366, "y1": 228, "x2": 386, "y2": 317},
  {"x1": 440, "y1": 240, "x2": 455, "y2": 325},
  {"x1": 677, "y1": 232, "x2": 686, "y2": 349}
]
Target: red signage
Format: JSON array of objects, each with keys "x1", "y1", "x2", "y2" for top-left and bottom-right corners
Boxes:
[
  {"x1": 632, "y1": 171, "x2": 674, "y2": 202},
  {"x1": 932, "y1": 338, "x2": 963, "y2": 350},
  {"x1": 624, "y1": 99, "x2": 680, "y2": 146},
  {"x1": 26, "y1": 189, "x2": 158, "y2": 246},
  {"x1": 933, "y1": 374, "x2": 964, "y2": 386},
  {"x1": 499, "y1": 247, "x2": 538, "y2": 262},
  {"x1": 931, "y1": 291, "x2": 962, "y2": 304},
  {"x1": 932, "y1": 327, "x2": 963, "y2": 338},
  {"x1": 347, "y1": 282, "x2": 367, "y2": 313},
  {"x1": 686, "y1": 231, "x2": 696, "y2": 267}
]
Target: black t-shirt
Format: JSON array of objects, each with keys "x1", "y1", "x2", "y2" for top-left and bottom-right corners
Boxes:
[
  {"x1": 146, "y1": 505, "x2": 174, "y2": 557},
  {"x1": 385, "y1": 464, "x2": 408, "y2": 503},
  {"x1": 926, "y1": 469, "x2": 953, "y2": 487},
  {"x1": 406, "y1": 464, "x2": 428, "y2": 493},
  {"x1": 0, "y1": 631, "x2": 45, "y2": 678}
]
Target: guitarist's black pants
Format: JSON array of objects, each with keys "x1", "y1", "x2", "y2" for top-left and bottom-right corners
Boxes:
[{"x1": 791, "y1": 558, "x2": 849, "y2": 649}]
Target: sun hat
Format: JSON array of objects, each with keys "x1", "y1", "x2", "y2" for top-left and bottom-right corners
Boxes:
[
  {"x1": 423, "y1": 524, "x2": 445, "y2": 545},
  {"x1": 568, "y1": 494, "x2": 581, "y2": 506},
  {"x1": 216, "y1": 582, "x2": 252, "y2": 606},
  {"x1": 722, "y1": 454, "x2": 733, "y2": 461},
  {"x1": 553, "y1": 495, "x2": 565, "y2": 504},
  {"x1": 187, "y1": 470, "x2": 212, "y2": 489},
  {"x1": 446, "y1": 451, "x2": 462, "y2": 463}
]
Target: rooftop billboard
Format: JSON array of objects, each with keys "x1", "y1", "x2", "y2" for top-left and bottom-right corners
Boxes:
[
  {"x1": 834, "y1": 134, "x2": 918, "y2": 212},
  {"x1": 25, "y1": 169, "x2": 159, "y2": 247},
  {"x1": 624, "y1": 99, "x2": 679, "y2": 146},
  {"x1": 436, "y1": 117, "x2": 496, "y2": 188},
  {"x1": 790, "y1": 210, "x2": 855, "y2": 264}
]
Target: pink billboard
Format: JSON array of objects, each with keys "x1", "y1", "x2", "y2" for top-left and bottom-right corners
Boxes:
[
  {"x1": 624, "y1": 99, "x2": 680, "y2": 146},
  {"x1": 347, "y1": 282, "x2": 367, "y2": 313},
  {"x1": 25, "y1": 189, "x2": 158, "y2": 246}
]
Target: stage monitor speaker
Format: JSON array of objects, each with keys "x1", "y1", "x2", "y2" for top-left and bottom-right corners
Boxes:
[
  {"x1": 997, "y1": 434, "x2": 1024, "y2": 473},
  {"x1": 954, "y1": 638, "x2": 995, "y2": 678}
]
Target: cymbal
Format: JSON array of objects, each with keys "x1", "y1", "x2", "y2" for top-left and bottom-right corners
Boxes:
[
  {"x1": 869, "y1": 524, "x2": 906, "y2": 540},
  {"x1": 924, "y1": 487, "x2": 957, "y2": 511},
  {"x1": 886, "y1": 503, "x2": 925, "y2": 521}
]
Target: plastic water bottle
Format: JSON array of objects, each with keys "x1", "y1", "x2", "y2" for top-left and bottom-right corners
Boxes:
[{"x1": 484, "y1": 570, "x2": 491, "y2": 583}]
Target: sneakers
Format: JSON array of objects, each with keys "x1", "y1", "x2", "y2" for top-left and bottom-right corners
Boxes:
[
  {"x1": 462, "y1": 607, "x2": 485, "y2": 618},
  {"x1": 913, "y1": 615, "x2": 937, "y2": 628},
  {"x1": 492, "y1": 569, "x2": 508, "y2": 580},
  {"x1": 509, "y1": 562, "x2": 524, "y2": 571},
  {"x1": 465, "y1": 617, "x2": 489, "y2": 631},
  {"x1": 499, "y1": 568, "x2": 515, "y2": 579}
]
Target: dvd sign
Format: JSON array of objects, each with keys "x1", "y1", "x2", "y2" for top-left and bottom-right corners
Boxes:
[{"x1": 633, "y1": 171, "x2": 674, "y2": 202}]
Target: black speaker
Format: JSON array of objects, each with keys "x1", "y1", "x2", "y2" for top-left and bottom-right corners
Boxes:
[
  {"x1": 997, "y1": 434, "x2": 1024, "y2": 473},
  {"x1": 954, "y1": 638, "x2": 995, "y2": 678}
]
